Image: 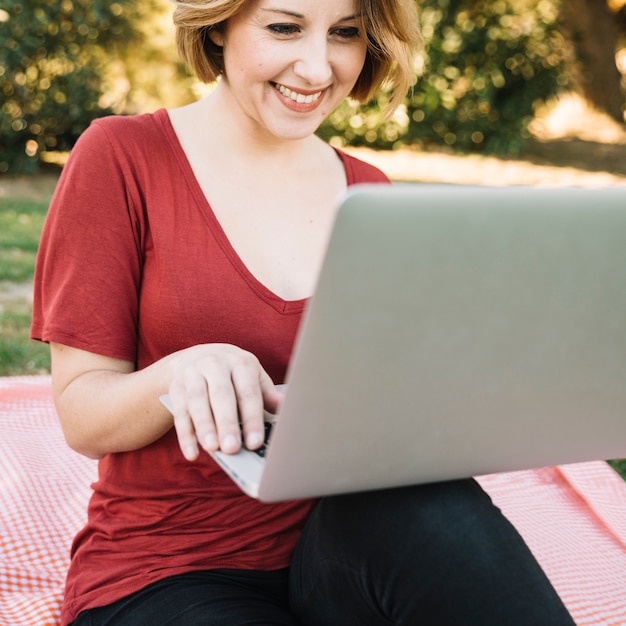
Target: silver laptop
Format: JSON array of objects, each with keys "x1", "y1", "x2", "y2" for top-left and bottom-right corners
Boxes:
[{"x1": 162, "y1": 184, "x2": 626, "y2": 502}]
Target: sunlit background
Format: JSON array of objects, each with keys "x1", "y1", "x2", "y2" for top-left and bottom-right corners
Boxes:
[{"x1": 2, "y1": 0, "x2": 626, "y2": 174}]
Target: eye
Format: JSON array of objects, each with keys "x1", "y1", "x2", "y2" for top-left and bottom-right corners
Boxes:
[
  {"x1": 332, "y1": 26, "x2": 361, "y2": 40},
  {"x1": 267, "y1": 23, "x2": 301, "y2": 36}
]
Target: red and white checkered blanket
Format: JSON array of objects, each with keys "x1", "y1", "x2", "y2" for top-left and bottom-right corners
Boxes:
[{"x1": 2, "y1": 376, "x2": 626, "y2": 625}]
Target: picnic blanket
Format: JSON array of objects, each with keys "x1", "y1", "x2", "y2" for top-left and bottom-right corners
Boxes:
[{"x1": 1, "y1": 376, "x2": 626, "y2": 626}]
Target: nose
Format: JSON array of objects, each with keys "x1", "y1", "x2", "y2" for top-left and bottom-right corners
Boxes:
[{"x1": 292, "y1": 36, "x2": 333, "y2": 86}]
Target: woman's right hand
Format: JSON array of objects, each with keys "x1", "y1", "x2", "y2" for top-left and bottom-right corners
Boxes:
[
  {"x1": 49, "y1": 342, "x2": 282, "y2": 461},
  {"x1": 167, "y1": 344, "x2": 283, "y2": 461}
]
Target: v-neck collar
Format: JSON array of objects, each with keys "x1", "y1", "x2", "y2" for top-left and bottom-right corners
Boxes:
[{"x1": 156, "y1": 108, "x2": 354, "y2": 315}]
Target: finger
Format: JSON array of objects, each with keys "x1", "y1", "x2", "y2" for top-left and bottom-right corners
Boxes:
[
  {"x1": 206, "y1": 372, "x2": 243, "y2": 454},
  {"x1": 261, "y1": 372, "x2": 284, "y2": 415},
  {"x1": 170, "y1": 374, "x2": 219, "y2": 459},
  {"x1": 169, "y1": 381, "x2": 204, "y2": 461},
  {"x1": 172, "y1": 408, "x2": 201, "y2": 461},
  {"x1": 232, "y1": 364, "x2": 268, "y2": 450}
]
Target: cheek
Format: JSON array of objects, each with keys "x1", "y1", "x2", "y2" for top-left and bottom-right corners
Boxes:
[
  {"x1": 339, "y1": 50, "x2": 368, "y2": 88},
  {"x1": 341, "y1": 44, "x2": 368, "y2": 79},
  {"x1": 224, "y1": 39, "x2": 269, "y2": 79}
]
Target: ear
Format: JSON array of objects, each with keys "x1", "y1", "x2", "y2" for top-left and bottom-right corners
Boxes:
[{"x1": 207, "y1": 26, "x2": 224, "y2": 47}]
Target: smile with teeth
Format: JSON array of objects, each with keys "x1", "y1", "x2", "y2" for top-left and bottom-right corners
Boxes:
[{"x1": 273, "y1": 83, "x2": 323, "y2": 104}]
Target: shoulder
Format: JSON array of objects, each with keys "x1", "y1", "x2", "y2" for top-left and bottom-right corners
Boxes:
[
  {"x1": 334, "y1": 148, "x2": 390, "y2": 185},
  {"x1": 63, "y1": 109, "x2": 177, "y2": 188},
  {"x1": 77, "y1": 109, "x2": 170, "y2": 154}
]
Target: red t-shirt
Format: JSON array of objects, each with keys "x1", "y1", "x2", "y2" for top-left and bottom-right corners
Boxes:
[{"x1": 31, "y1": 109, "x2": 389, "y2": 625}]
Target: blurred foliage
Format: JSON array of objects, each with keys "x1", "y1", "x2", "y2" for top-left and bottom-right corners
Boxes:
[
  {"x1": 0, "y1": 1, "x2": 138, "y2": 173},
  {"x1": 407, "y1": 0, "x2": 569, "y2": 154},
  {"x1": 321, "y1": 0, "x2": 569, "y2": 154},
  {"x1": 0, "y1": 0, "x2": 584, "y2": 171},
  {"x1": 0, "y1": 0, "x2": 193, "y2": 174}
]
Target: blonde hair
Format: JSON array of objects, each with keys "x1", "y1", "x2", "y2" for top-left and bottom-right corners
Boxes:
[{"x1": 173, "y1": 0, "x2": 422, "y2": 113}]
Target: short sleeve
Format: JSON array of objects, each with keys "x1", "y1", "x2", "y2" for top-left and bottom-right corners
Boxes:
[{"x1": 31, "y1": 120, "x2": 146, "y2": 362}]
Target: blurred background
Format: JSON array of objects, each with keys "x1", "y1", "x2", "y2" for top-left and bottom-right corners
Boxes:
[{"x1": 1, "y1": 0, "x2": 626, "y2": 175}]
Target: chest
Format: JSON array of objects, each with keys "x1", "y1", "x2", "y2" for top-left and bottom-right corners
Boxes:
[
  {"x1": 138, "y1": 179, "x2": 307, "y2": 376},
  {"x1": 192, "y1": 159, "x2": 347, "y2": 302}
]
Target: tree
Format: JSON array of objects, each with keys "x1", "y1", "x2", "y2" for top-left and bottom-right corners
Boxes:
[
  {"x1": 0, "y1": 1, "x2": 142, "y2": 173},
  {"x1": 409, "y1": 0, "x2": 571, "y2": 153},
  {"x1": 561, "y1": 0, "x2": 624, "y2": 122},
  {"x1": 4, "y1": 0, "x2": 623, "y2": 170},
  {"x1": 320, "y1": 0, "x2": 569, "y2": 155}
]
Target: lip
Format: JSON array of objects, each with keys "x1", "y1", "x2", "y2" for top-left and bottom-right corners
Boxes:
[{"x1": 271, "y1": 82, "x2": 327, "y2": 113}]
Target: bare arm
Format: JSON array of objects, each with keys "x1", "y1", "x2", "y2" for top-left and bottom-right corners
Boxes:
[{"x1": 51, "y1": 342, "x2": 283, "y2": 461}]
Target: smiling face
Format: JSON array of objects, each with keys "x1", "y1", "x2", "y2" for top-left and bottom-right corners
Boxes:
[{"x1": 209, "y1": 0, "x2": 368, "y2": 142}]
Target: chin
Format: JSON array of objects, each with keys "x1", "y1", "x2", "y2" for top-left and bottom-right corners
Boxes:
[{"x1": 268, "y1": 118, "x2": 326, "y2": 141}]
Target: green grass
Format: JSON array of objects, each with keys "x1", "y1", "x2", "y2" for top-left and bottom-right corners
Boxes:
[
  {"x1": 0, "y1": 197, "x2": 49, "y2": 282},
  {"x1": 608, "y1": 459, "x2": 626, "y2": 480},
  {"x1": 0, "y1": 195, "x2": 51, "y2": 374},
  {"x1": 0, "y1": 297, "x2": 50, "y2": 375}
]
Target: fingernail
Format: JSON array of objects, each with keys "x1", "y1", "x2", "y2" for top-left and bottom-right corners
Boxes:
[
  {"x1": 246, "y1": 431, "x2": 263, "y2": 448},
  {"x1": 203, "y1": 433, "x2": 218, "y2": 450},
  {"x1": 184, "y1": 445, "x2": 198, "y2": 461},
  {"x1": 222, "y1": 434, "x2": 240, "y2": 451}
]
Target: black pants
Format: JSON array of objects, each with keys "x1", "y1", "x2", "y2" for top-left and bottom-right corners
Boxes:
[{"x1": 72, "y1": 479, "x2": 575, "y2": 626}]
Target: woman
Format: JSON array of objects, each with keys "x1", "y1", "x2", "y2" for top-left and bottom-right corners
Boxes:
[{"x1": 32, "y1": 0, "x2": 575, "y2": 624}]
